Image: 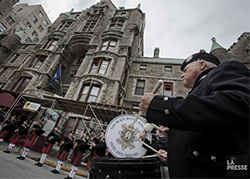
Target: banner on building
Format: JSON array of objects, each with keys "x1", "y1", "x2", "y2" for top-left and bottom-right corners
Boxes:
[
  {"x1": 23, "y1": 101, "x2": 41, "y2": 112},
  {"x1": 43, "y1": 108, "x2": 60, "y2": 136}
]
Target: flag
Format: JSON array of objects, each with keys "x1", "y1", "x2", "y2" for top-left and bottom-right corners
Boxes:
[{"x1": 50, "y1": 68, "x2": 61, "y2": 85}]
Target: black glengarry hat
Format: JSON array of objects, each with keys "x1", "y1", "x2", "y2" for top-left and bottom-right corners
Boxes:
[{"x1": 181, "y1": 52, "x2": 220, "y2": 71}]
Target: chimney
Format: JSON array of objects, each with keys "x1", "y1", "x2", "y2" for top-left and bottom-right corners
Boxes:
[{"x1": 154, "y1": 47, "x2": 159, "y2": 58}]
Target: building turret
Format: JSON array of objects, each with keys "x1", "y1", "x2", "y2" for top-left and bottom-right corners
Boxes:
[
  {"x1": 210, "y1": 37, "x2": 231, "y2": 63},
  {"x1": 0, "y1": 30, "x2": 22, "y2": 64}
]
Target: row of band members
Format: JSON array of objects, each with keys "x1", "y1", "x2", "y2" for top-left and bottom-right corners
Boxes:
[{"x1": 0, "y1": 114, "x2": 169, "y2": 179}]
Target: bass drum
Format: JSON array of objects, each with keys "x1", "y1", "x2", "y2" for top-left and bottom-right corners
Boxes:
[{"x1": 105, "y1": 114, "x2": 151, "y2": 158}]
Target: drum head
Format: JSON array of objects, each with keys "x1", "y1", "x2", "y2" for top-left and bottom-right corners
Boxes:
[{"x1": 105, "y1": 114, "x2": 149, "y2": 158}]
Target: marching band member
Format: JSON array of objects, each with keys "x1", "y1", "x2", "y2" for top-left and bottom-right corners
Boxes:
[
  {"x1": 65, "y1": 133, "x2": 89, "y2": 179},
  {"x1": 0, "y1": 115, "x2": 17, "y2": 143},
  {"x1": 3, "y1": 121, "x2": 29, "y2": 153},
  {"x1": 35, "y1": 127, "x2": 61, "y2": 167},
  {"x1": 17, "y1": 119, "x2": 45, "y2": 160},
  {"x1": 51, "y1": 131, "x2": 74, "y2": 174}
]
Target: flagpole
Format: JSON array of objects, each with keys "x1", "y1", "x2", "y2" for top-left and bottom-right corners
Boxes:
[{"x1": 59, "y1": 65, "x2": 63, "y2": 96}]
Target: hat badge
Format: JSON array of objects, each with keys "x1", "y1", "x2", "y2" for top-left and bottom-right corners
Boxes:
[{"x1": 186, "y1": 55, "x2": 193, "y2": 63}]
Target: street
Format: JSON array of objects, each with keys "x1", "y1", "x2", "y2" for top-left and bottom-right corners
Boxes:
[{"x1": 0, "y1": 148, "x2": 87, "y2": 179}]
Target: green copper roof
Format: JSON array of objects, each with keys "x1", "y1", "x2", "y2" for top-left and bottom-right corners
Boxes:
[
  {"x1": 63, "y1": 8, "x2": 76, "y2": 20},
  {"x1": 199, "y1": 49, "x2": 206, "y2": 53},
  {"x1": 64, "y1": 8, "x2": 74, "y2": 17},
  {"x1": 210, "y1": 37, "x2": 225, "y2": 52},
  {"x1": 15, "y1": 30, "x2": 25, "y2": 40}
]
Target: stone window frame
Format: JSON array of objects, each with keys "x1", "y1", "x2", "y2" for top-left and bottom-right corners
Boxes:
[
  {"x1": 43, "y1": 39, "x2": 58, "y2": 51},
  {"x1": 0, "y1": 68, "x2": 7, "y2": 76},
  {"x1": 28, "y1": 55, "x2": 47, "y2": 69},
  {"x1": 38, "y1": 25, "x2": 44, "y2": 32},
  {"x1": 109, "y1": 18, "x2": 126, "y2": 31},
  {"x1": 25, "y1": 37, "x2": 32, "y2": 43},
  {"x1": 164, "y1": 66, "x2": 172, "y2": 73},
  {"x1": 92, "y1": 7, "x2": 106, "y2": 14},
  {"x1": 12, "y1": 76, "x2": 31, "y2": 93},
  {"x1": 100, "y1": 39, "x2": 117, "y2": 52},
  {"x1": 58, "y1": 20, "x2": 73, "y2": 32},
  {"x1": 139, "y1": 64, "x2": 147, "y2": 71},
  {"x1": 135, "y1": 79, "x2": 145, "y2": 96},
  {"x1": 77, "y1": 81, "x2": 102, "y2": 102},
  {"x1": 32, "y1": 15, "x2": 38, "y2": 24},
  {"x1": 82, "y1": 15, "x2": 99, "y2": 32},
  {"x1": 5, "y1": 15, "x2": 15, "y2": 26},
  {"x1": 39, "y1": 10, "x2": 44, "y2": 18},
  {"x1": 89, "y1": 57, "x2": 111, "y2": 75},
  {"x1": 0, "y1": 22, "x2": 7, "y2": 32},
  {"x1": 26, "y1": 21, "x2": 32, "y2": 29},
  {"x1": 10, "y1": 53, "x2": 20, "y2": 63},
  {"x1": 32, "y1": 30, "x2": 38, "y2": 38},
  {"x1": 163, "y1": 82, "x2": 173, "y2": 97},
  {"x1": 43, "y1": 20, "x2": 49, "y2": 26}
]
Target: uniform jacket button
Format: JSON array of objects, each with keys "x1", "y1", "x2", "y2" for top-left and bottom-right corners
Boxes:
[
  {"x1": 164, "y1": 109, "x2": 170, "y2": 115},
  {"x1": 211, "y1": 156, "x2": 216, "y2": 162},
  {"x1": 193, "y1": 151, "x2": 199, "y2": 157}
]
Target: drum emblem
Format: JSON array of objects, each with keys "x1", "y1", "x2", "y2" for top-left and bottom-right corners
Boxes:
[{"x1": 116, "y1": 124, "x2": 140, "y2": 151}]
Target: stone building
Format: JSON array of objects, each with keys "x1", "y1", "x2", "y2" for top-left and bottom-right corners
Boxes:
[
  {"x1": 0, "y1": 3, "x2": 51, "y2": 43},
  {"x1": 0, "y1": 0, "x2": 249, "y2": 135},
  {"x1": 0, "y1": 0, "x2": 19, "y2": 14}
]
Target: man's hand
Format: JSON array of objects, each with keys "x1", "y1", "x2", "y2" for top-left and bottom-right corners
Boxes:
[
  {"x1": 139, "y1": 130, "x2": 147, "y2": 139},
  {"x1": 157, "y1": 149, "x2": 168, "y2": 163},
  {"x1": 139, "y1": 93, "x2": 155, "y2": 113}
]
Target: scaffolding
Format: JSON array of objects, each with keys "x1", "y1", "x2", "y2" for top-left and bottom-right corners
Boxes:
[{"x1": 0, "y1": 90, "x2": 138, "y2": 137}]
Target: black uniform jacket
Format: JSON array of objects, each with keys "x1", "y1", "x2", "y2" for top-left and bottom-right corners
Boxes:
[
  {"x1": 144, "y1": 136, "x2": 168, "y2": 155},
  {"x1": 46, "y1": 131, "x2": 60, "y2": 144},
  {"x1": 146, "y1": 61, "x2": 249, "y2": 178},
  {"x1": 60, "y1": 136, "x2": 74, "y2": 152}
]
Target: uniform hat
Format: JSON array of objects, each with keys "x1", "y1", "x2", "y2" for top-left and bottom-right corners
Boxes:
[{"x1": 181, "y1": 52, "x2": 220, "y2": 71}]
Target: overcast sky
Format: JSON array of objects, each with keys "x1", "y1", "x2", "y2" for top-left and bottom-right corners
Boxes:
[{"x1": 18, "y1": 0, "x2": 250, "y2": 59}]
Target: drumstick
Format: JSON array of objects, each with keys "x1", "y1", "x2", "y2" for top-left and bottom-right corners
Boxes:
[
  {"x1": 138, "y1": 138, "x2": 158, "y2": 153},
  {"x1": 129, "y1": 80, "x2": 163, "y2": 127},
  {"x1": 142, "y1": 154, "x2": 157, "y2": 158},
  {"x1": 143, "y1": 123, "x2": 161, "y2": 133}
]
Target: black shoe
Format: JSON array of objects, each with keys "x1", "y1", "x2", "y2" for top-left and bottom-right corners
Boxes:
[
  {"x1": 17, "y1": 156, "x2": 25, "y2": 160},
  {"x1": 35, "y1": 162, "x2": 43, "y2": 166},
  {"x1": 64, "y1": 177, "x2": 73, "y2": 179},
  {"x1": 3, "y1": 150, "x2": 10, "y2": 153},
  {"x1": 37, "y1": 163, "x2": 43, "y2": 167},
  {"x1": 51, "y1": 169, "x2": 59, "y2": 174}
]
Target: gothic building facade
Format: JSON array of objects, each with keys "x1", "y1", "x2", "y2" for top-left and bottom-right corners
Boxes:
[{"x1": 0, "y1": 0, "x2": 249, "y2": 134}]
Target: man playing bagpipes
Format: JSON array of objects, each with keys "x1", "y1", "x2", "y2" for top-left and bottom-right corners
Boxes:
[
  {"x1": 51, "y1": 131, "x2": 74, "y2": 174},
  {"x1": 35, "y1": 127, "x2": 61, "y2": 167},
  {"x1": 0, "y1": 115, "x2": 17, "y2": 143},
  {"x1": 65, "y1": 132, "x2": 90, "y2": 179},
  {"x1": 3, "y1": 121, "x2": 29, "y2": 153},
  {"x1": 17, "y1": 119, "x2": 45, "y2": 160}
]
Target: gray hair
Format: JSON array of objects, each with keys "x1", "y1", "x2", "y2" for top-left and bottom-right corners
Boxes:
[{"x1": 193, "y1": 59, "x2": 218, "y2": 69}]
